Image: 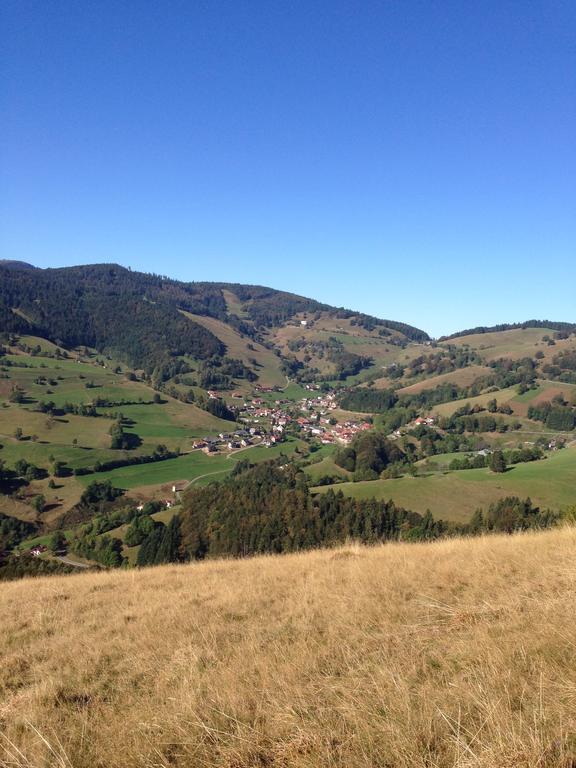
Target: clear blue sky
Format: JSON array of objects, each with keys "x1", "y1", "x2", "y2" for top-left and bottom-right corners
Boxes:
[{"x1": 1, "y1": 0, "x2": 575, "y2": 336}]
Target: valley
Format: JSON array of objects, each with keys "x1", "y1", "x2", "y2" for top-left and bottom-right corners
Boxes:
[{"x1": 0, "y1": 261, "x2": 575, "y2": 574}]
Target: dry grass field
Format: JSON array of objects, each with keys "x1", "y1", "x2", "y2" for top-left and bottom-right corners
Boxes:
[
  {"x1": 395, "y1": 365, "x2": 492, "y2": 395},
  {"x1": 2, "y1": 528, "x2": 576, "y2": 767},
  {"x1": 445, "y1": 328, "x2": 576, "y2": 363}
]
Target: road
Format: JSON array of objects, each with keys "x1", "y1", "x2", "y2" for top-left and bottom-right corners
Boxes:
[{"x1": 56, "y1": 556, "x2": 92, "y2": 569}]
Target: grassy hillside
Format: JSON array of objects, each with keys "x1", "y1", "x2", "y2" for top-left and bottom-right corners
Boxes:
[
  {"x1": 183, "y1": 311, "x2": 286, "y2": 388},
  {"x1": 445, "y1": 326, "x2": 576, "y2": 362},
  {"x1": 2, "y1": 527, "x2": 576, "y2": 767},
  {"x1": 395, "y1": 364, "x2": 492, "y2": 394},
  {"x1": 313, "y1": 445, "x2": 576, "y2": 521},
  {"x1": 431, "y1": 385, "x2": 521, "y2": 417},
  {"x1": 430, "y1": 380, "x2": 576, "y2": 419},
  {"x1": 0, "y1": 343, "x2": 239, "y2": 522},
  {"x1": 271, "y1": 312, "x2": 423, "y2": 378}
]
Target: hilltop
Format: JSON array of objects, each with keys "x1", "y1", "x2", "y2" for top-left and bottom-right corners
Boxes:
[
  {"x1": 0, "y1": 260, "x2": 37, "y2": 270},
  {"x1": 1, "y1": 527, "x2": 575, "y2": 767}
]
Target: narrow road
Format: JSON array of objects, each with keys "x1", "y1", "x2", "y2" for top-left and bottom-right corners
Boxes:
[
  {"x1": 182, "y1": 468, "x2": 232, "y2": 492},
  {"x1": 57, "y1": 556, "x2": 92, "y2": 569},
  {"x1": 180, "y1": 442, "x2": 267, "y2": 491}
]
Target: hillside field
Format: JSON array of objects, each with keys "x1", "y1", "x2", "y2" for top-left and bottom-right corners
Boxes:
[
  {"x1": 444, "y1": 327, "x2": 576, "y2": 362},
  {"x1": 271, "y1": 312, "x2": 424, "y2": 378},
  {"x1": 74, "y1": 436, "x2": 305, "y2": 490},
  {"x1": 2, "y1": 527, "x2": 576, "y2": 767},
  {"x1": 183, "y1": 311, "x2": 286, "y2": 389},
  {"x1": 0, "y1": 357, "x2": 259, "y2": 528},
  {"x1": 313, "y1": 445, "x2": 576, "y2": 522},
  {"x1": 430, "y1": 380, "x2": 576, "y2": 419}
]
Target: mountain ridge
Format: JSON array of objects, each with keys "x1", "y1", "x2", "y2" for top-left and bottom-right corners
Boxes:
[
  {"x1": 1, "y1": 260, "x2": 573, "y2": 342},
  {"x1": 0, "y1": 262, "x2": 429, "y2": 374}
]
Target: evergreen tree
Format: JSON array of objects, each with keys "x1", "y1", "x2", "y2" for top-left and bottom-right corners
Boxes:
[{"x1": 489, "y1": 450, "x2": 507, "y2": 474}]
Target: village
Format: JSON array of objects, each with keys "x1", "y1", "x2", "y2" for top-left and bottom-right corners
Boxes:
[{"x1": 192, "y1": 385, "x2": 377, "y2": 456}]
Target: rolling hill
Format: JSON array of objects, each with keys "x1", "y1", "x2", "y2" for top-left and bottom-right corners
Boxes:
[{"x1": 0, "y1": 261, "x2": 428, "y2": 378}]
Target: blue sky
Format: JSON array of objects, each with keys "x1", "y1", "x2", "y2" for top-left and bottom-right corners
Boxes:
[{"x1": 1, "y1": 0, "x2": 575, "y2": 337}]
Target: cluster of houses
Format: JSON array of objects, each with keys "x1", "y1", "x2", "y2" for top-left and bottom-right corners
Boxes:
[
  {"x1": 191, "y1": 428, "x2": 261, "y2": 454},
  {"x1": 297, "y1": 417, "x2": 372, "y2": 445},
  {"x1": 293, "y1": 391, "x2": 372, "y2": 445},
  {"x1": 389, "y1": 416, "x2": 436, "y2": 440},
  {"x1": 218, "y1": 388, "x2": 375, "y2": 448},
  {"x1": 199, "y1": 384, "x2": 382, "y2": 454},
  {"x1": 299, "y1": 391, "x2": 338, "y2": 412}
]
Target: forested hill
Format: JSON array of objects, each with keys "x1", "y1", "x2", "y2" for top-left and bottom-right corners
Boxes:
[
  {"x1": 0, "y1": 262, "x2": 429, "y2": 371},
  {"x1": 177, "y1": 461, "x2": 428, "y2": 560},
  {"x1": 0, "y1": 260, "x2": 37, "y2": 270},
  {"x1": 0, "y1": 263, "x2": 225, "y2": 372}
]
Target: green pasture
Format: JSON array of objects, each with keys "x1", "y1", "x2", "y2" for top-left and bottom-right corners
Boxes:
[
  {"x1": 303, "y1": 454, "x2": 351, "y2": 483},
  {"x1": 75, "y1": 437, "x2": 305, "y2": 491},
  {"x1": 312, "y1": 446, "x2": 576, "y2": 523}
]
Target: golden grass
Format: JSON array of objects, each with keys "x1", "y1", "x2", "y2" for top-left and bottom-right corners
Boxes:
[
  {"x1": 2, "y1": 528, "x2": 576, "y2": 767},
  {"x1": 445, "y1": 328, "x2": 576, "y2": 363},
  {"x1": 396, "y1": 365, "x2": 492, "y2": 395}
]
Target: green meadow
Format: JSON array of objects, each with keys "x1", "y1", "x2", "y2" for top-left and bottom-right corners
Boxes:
[
  {"x1": 0, "y1": 345, "x2": 265, "y2": 518},
  {"x1": 312, "y1": 445, "x2": 576, "y2": 523},
  {"x1": 75, "y1": 437, "x2": 306, "y2": 490}
]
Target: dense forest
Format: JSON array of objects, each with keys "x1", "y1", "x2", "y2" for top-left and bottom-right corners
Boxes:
[
  {"x1": 0, "y1": 264, "x2": 225, "y2": 372},
  {"x1": 177, "y1": 461, "x2": 430, "y2": 559},
  {"x1": 334, "y1": 432, "x2": 405, "y2": 479}
]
